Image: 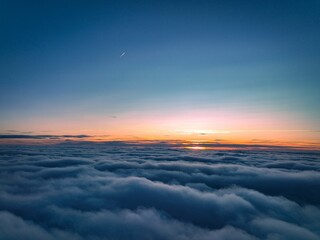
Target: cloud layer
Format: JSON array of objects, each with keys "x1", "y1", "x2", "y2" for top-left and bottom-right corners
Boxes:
[{"x1": 0, "y1": 143, "x2": 319, "y2": 239}]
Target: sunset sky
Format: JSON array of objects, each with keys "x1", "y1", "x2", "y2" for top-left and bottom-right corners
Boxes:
[
  {"x1": 1, "y1": 0, "x2": 319, "y2": 146},
  {"x1": 1, "y1": 2, "x2": 320, "y2": 239}
]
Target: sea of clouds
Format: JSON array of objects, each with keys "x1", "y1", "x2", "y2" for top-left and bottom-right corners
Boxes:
[{"x1": 0, "y1": 142, "x2": 319, "y2": 240}]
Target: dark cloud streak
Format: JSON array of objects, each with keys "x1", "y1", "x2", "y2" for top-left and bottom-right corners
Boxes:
[{"x1": 0, "y1": 134, "x2": 91, "y2": 139}]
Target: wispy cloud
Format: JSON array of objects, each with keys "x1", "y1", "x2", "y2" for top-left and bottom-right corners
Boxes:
[
  {"x1": 176, "y1": 129, "x2": 231, "y2": 135},
  {"x1": 0, "y1": 134, "x2": 91, "y2": 139}
]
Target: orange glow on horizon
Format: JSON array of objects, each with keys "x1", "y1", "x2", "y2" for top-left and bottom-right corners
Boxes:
[
  {"x1": 1, "y1": 108, "x2": 319, "y2": 149},
  {"x1": 0, "y1": 132, "x2": 319, "y2": 150}
]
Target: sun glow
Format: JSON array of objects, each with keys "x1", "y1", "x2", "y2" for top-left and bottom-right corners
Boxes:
[
  {"x1": 184, "y1": 146, "x2": 207, "y2": 150},
  {"x1": 175, "y1": 129, "x2": 231, "y2": 135}
]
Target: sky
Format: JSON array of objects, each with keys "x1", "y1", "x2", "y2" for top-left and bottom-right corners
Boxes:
[{"x1": 0, "y1": 0, "x2": 320, "y2": 145}]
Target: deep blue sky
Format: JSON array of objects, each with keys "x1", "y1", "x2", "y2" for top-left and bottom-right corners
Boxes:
[{"x1": 0, "y1": 0, "x2": 319, "y2": 137}]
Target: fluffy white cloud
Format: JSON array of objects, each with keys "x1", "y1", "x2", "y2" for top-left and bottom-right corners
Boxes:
[{"x1": 0, "y1": 143, "x2": 319, "y2": 239}]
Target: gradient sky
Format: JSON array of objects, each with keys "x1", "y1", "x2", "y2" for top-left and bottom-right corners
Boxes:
[{"x1": 0, "y1": 0, "x2": 319, "y2": 143}]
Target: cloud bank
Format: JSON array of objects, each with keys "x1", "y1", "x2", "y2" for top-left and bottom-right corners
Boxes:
[{"x1": 0, "y1": 143, "x2": 319, "y2": 239}]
